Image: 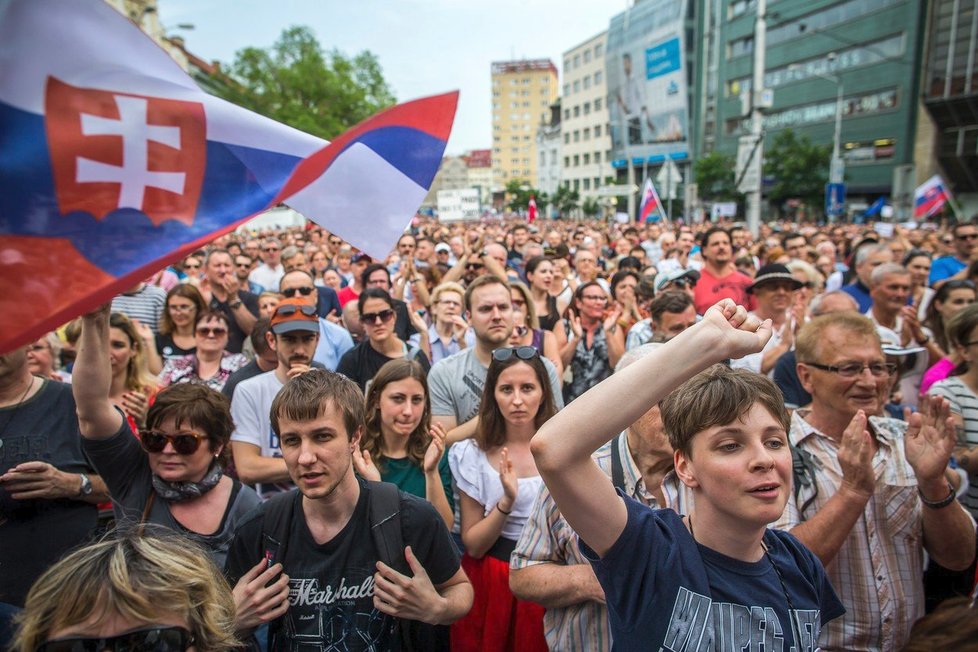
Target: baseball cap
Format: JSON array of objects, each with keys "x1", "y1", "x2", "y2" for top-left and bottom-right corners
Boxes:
[
  {"x1": 270, "y1": 298, "x2": 319, "y2": 334},
  {"x1": 435, "y1": 242, "x2": 451, "y2": 254},
  {"x1": 654, "y1": 268, "x2": 700, "y2": 293},
  {"x1": 351, "y1": 252, "x2": 372, "y2": 264}
]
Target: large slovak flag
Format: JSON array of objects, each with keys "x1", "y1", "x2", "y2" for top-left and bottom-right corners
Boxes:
[
  {"x1": 913, "y1": 175, "x2": 952, "y2": 220},
  {"x1": 0, "y1": 0, "x2": 457, "y2": 353}
]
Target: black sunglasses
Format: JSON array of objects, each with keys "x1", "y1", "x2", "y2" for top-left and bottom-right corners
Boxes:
[
  {"x1": 492, "y1": 346, "x2": 539, "y2": 362},
  {"x1": 274, "y1": 303, "x2": 317, "y2": 318},
  {"x1": 361, "y1": 308, "x2": 395, "y2": 324},
  {"x1": 139, "y1": 430, "x2": 206, "y2": 455},
  {"x1": 282, "y1": 286, "x2": 315, "y2": 298},
  {"x1": 37, "y1": 626, "x2": 194, "y2": 651}
]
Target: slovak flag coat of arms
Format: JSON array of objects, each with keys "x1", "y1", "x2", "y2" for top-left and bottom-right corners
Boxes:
[{"x1": 0, "y1": 0, "x2": 457, "y2": 352}]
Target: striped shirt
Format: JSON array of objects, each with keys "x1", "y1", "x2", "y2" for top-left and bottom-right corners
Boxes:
[
  {"x1": 928, "y1": 375, "x2": 978, "y2": 516},
  {"x1": 774, "y1": 411, "x2": 925, "y2": 652},
  {"x1": 111, "y1": 284, "x2": 167, "y2": 333},
  {"x1": 510, "y1": 433, "x2": 693, "y2": 652}
]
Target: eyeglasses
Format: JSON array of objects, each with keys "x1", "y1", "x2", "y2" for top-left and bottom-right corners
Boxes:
[
  {"x1": 139, "y1": 429, "x2": 206, "y2": 455},
  {"x1": 802, "y1": 361, "x2": 897, "y2": 377},
  {"x1": 235, "y1": 262, "x2": 251, "y2": 268},
  {"x1": 168, "y1": 304, "x2": 195, "y2": 313},
  {"x1": 274, "y1": 303, "x2": 317, "y2": 318},
  {"x1": 183, "y1": 263, "x2": 200, "y2": 270},
  {"x1": 196, "y1": 326, "x2": 227, "y2": 337},
  {"x1": 361, "y1": 309, "x2": 395, "y2": 324},
  {"x1": 37, "y1": 626, "x2": 195, "y2": 652},
  {"x1": 492, "y1": 346, "x2": 539, "y2": 362},
  {"x1": 282, "y1": 286, "x2": 315, "y2": 298},
  {"x1": 580, "y1": 294, "x2": 608, "y2": 302},
  {"x1": 465, "y1": 263, "x2": 484, "y2": 271}
]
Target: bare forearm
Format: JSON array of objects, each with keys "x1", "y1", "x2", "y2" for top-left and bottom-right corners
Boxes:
[
  {"x1": 432, "y1": 580, "x2": 474, "y2": 625},
  {"x1": 232, "y1": 305, "x2": 256, "y2": 334},
  {"x1": 786, "y1": 486, "x2": 870, "y2": 566},
  {"x1": 445, "y1": 416, "x2": 478, "y2": 446},
  {"x1": 462, "y1": 507, "x2": 508, "y2": 559},
  {"x1": 75, "y1": 314, "x2": 124, "y2": 437},
  {"x1": 232, "y1": 445, "x2": 291, "y2": 484},
  {"x1": 559, "y1": 336, "x2": 577, "y2": 367},
  {"x1": 920, "y1": 479, "x2": 978, "y2": 570},
  {"x1": 509, "y1": 563, "x2": 603, "y2": 608},
  {"x1": 425, "y1": 471, "x2": 454, "y2": 529},
  {"x1": 606, "y1": 329, "x2": 625, "y2": 369}
]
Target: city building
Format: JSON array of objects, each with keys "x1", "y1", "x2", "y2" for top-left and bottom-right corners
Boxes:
[
  {"x1": 490, "y1": 59, "x2": 559, "y2": 190},
  {"x1": 537, "y1": 101, "x2": 562, "y2": 201},
  {"x1": 421, "y1": 150, "x2": 495, "y2": 209},
  {"x1": 698, "y1": 0, "x2": 927, "y2": 212},
  {"x1": 463, "y1": 149, "x2": 494, "y2": 205},
  {"x1": 561, "y1": 32, "x2": 614, "y2": 205},
  {"x1": 921, "y1": 0, "x2": 978, "y2": 212}
]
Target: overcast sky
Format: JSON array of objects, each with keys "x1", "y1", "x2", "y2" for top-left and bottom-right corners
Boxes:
[{"x1": 163, "y1": 0, "x2": 628, "y2": 155}]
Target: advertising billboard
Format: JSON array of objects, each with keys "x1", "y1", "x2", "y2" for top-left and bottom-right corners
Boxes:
[{"x1": 606, "y1": 0, "x2": 689, "y2": 165}]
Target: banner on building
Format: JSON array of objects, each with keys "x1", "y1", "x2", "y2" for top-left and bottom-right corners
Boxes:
[
  {"x1": 606, "y1": 0, "x2": 689, "y2": 166},
  {"x1": 436, "y1": 188, "x2": 481, "y2": 222}
]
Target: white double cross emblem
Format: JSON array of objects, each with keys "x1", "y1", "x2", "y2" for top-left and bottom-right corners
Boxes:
[{"x1": 76, "y1": 94, "x2": 186, "y2": 210}]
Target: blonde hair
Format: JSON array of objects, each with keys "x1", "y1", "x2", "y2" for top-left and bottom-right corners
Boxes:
[
  {"x1": 109, "y1": 312, "x2": 158, "y2": 394},
  {"x1": 13, "y1": 527, "x2": 239, "y2": 652},
  {"x1": 509, "y1": 281, "x2": 539, "y2": 329}
]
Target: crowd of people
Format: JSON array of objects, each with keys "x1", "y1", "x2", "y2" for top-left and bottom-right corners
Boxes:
[{"x1": 3, "y1": 213, "x2": 978, "y2": 651}]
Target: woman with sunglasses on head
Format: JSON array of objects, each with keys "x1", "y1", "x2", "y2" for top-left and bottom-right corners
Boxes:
[
  {"x1": 921, "y1": 280, "x2": 978, "y2": 392},
  {"x1": 14, "y1": 528, "x2": 239, "y2": 652},
  {"x1": 336, "y1": 288, "x2": 430, "y2": 391},
  {"x1": 73, "y1": 305, "x2": 289, "y2": 637},
  {"x1": 508, "y1": 281, "x2": 562, "y2": 378},
  {"x1": 158, "y1": 311, "x2": 248, "y2": 392},
  {"x1": 352, "y1": 359, "x2": 454, "y2": 528},
  {"x1": 449, "y1": 346, "x2": 556, "y2": 652}
]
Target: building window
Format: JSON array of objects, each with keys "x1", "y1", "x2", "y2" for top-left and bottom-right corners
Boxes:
[
  {"x1": 595, "y1": 97, "x2": 602, "y2": 110},
  {"x1": 573, "y1": 155, "x2": 580, "y2": 166},
  {"x1": 595, "y1": 43, "x2": 603, "y2": 58},
  {"x1": 584, "y1": 76, "x2": 591, "y2": 89},
  {"x1": 564, "y1": 134, "x2": 570, "y2": 144},
  {"x1": 573, "y1": 80, "x2": 580, "y2": 93},
  {"x1": 564, "y1": 109, "x2": 570, "y2": 120},
  {"x1": 522, "y1": 77, "x2": 530, "y2": 84},
  {"x1": 563, "y1": 83, "x2": 570, "y2": 95},
  {"x1": 564, "y1": 156, "x2": 570, "y2": 167},
  {"x1": 522, "y1": 101, "x2": 530, "y2": 107},
  {"x1": 583, "y1": 178, "x2": 591, "y2": 190},
  {"x1": 584, "y1": 102, "x2": 591, "y2": 115},
  {"x1": 594, "y1": 125, "x2": 601, "y2": 137},
  {"x1": 594, "y1": 71, "x2": 602, "y2": 85},
  {"x1": 573, "y1": 54, "x2": 580, "y2": 68},
  {"x1": 594, "y1": 151, "x2": 601, "y2": 163},
  {"x1": 573, "y1": 179, "x2": 580, "y2": 191},
  {"x1": 594, "y1": 177, "x2": 600, "y2": 188},
  {"x1": 573, "y1": 130, "x2": 580, "y2": 142},
  {"x1": 583, "y1": 128, "x2": 591, "y2": 140},
  {"x1": 584, "y1": 50, "x2": 592, "y2": 64},
  {"x1": 574, "y1": 106, "x2": 581, "y2": 117},
  {"x1": 583, "y1": 153, "x2": 591, "y2": 164}
]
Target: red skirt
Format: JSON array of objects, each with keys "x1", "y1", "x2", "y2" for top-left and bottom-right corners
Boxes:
[{"x1": 451, "y1": 551, "x2": 548, "y2": 652}]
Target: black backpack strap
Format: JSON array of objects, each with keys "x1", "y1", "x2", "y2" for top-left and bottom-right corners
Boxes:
[
  {"x1": 259, "y1": 490, "x2": 300, "y2": 650},
  {"x1": 367, "y1": 480, "x2": 408, "y2": 574},
  {"x1": 611, "y1": 433, "x2": 626, "y2": 494}
]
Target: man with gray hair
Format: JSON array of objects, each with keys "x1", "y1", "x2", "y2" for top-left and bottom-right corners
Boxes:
[
  {"x1": 772, "y1": 291, "x2": 859, "y2": 409},
  {"x1": 509, "y1": 344, "x2": 693, "y2": 651},
  {"x1": 249, "y1": 237, "x2": 285, "y2": 291},
  {"x1": 841, "y1": 242, "x2": 892, "y2": 312}
]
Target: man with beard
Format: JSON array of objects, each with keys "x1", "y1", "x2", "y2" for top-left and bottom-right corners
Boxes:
[
  {"x1": 693, "y1": 227, "x2": 753, "y2": 316},
  {"x1": 230, "y1": 297, "x2": 319, "y2": 500},
  {"x1": 730, "y1": 264, "x2": 804, "y2": 375},
  {"x1": 428, "y1": 275, "x2": 563, "y2": 444}
]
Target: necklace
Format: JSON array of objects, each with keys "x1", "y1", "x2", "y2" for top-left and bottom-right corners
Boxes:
[
  {"x1": 687, "y1": 515, "x2": 796, "y2": 616},
  {"x1": 0, "y1": 375, "x2": 36, "y2": 445}
]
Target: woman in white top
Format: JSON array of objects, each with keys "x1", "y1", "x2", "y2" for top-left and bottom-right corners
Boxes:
[{"x1": 448, "y1": 346, "x2": 557, "y2": 652}]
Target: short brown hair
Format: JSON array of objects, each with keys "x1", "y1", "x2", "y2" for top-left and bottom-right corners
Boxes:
[
  {"x1": 660, "y1": 364, "x2": 789, "y2": 457},
  {"x1": 795, "y1": 313, "x2": 879, "y2": 364},
  {"x1": 649, "y1": 291, "x2": 693, "y2": 324},
  {"x1": 464, "y1": 274, "x2": 507, "y2": 312},
  {"x1": 160, "y1": 284, "x2": 206, "y2": 335},
  {"x1": 146, "y1": 384, "x2": 235, "y2": 465},
  {"x1": 270, "y1": 369, "x2": 364, "y2": 440}
]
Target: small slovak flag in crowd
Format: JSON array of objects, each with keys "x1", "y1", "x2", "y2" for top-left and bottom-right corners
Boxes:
[
  {"x1": 527, "y1": 196, "x2": 537, "y2": 223},
  {"x1": 913, "y1": 175, "x2": 952, "y2": 220},
  {"x1": 639, "y1": 177, "x2": 666, "y2": 223},
  {"x1": 0, "y1": 0, "x2": 458, "y2": 353}
]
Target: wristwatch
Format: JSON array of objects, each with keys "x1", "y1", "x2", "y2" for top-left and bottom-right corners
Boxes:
[
  {"x1": 228, "y1": 299, "x2": 243, "y2": 309},
  {"x1": 78, "y1": 473, "x2": 93, "y2": 497}
]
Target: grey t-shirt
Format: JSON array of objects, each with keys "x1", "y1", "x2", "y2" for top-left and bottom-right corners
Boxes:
[
  {"x1": 83, "y1": 424, "x2": 260, "y2": 569},
  {"x1": 428, "y1": 348, "x2": 564, "y2": 422}
]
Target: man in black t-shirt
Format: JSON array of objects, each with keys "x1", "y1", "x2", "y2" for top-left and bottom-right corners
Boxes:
[
  {"x1": 200, "y1": 248, "x2": 259, "y2": 353},
  {"x1": 226, "y1": 370, "x2": 472, "y2": 650},
  {"x1": 0, "y1": 346, "x2": 109, "y2": 644}
]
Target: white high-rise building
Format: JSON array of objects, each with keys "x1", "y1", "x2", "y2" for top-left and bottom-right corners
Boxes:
[{"x1": 560, "y1": 32, "x2": 613, "y2": 208}]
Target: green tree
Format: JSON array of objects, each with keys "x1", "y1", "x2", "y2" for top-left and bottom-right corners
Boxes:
[
  {"x1": 694, "y1": 151, "x2": 742, "y2": 202},
  {"x1": 763, "y1": 129, "x2": 831, "y2": 218},
  {"x1": 217, "y1": 26, "x2": 396, "y2": 140},
  {"x1": 551, "y1": 185, "x2": 580, "y2": 218},
  {"x1": 505, "y1": 179, "x2": 545, "y2": 212},
  {"x1": 582, "y1": 197, "x2": 601, "y2": 218}
]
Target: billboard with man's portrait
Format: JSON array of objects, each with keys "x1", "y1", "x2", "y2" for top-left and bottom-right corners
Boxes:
[{"x1": 606, "y1": 0, "x2": 689, "y2": 165}]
